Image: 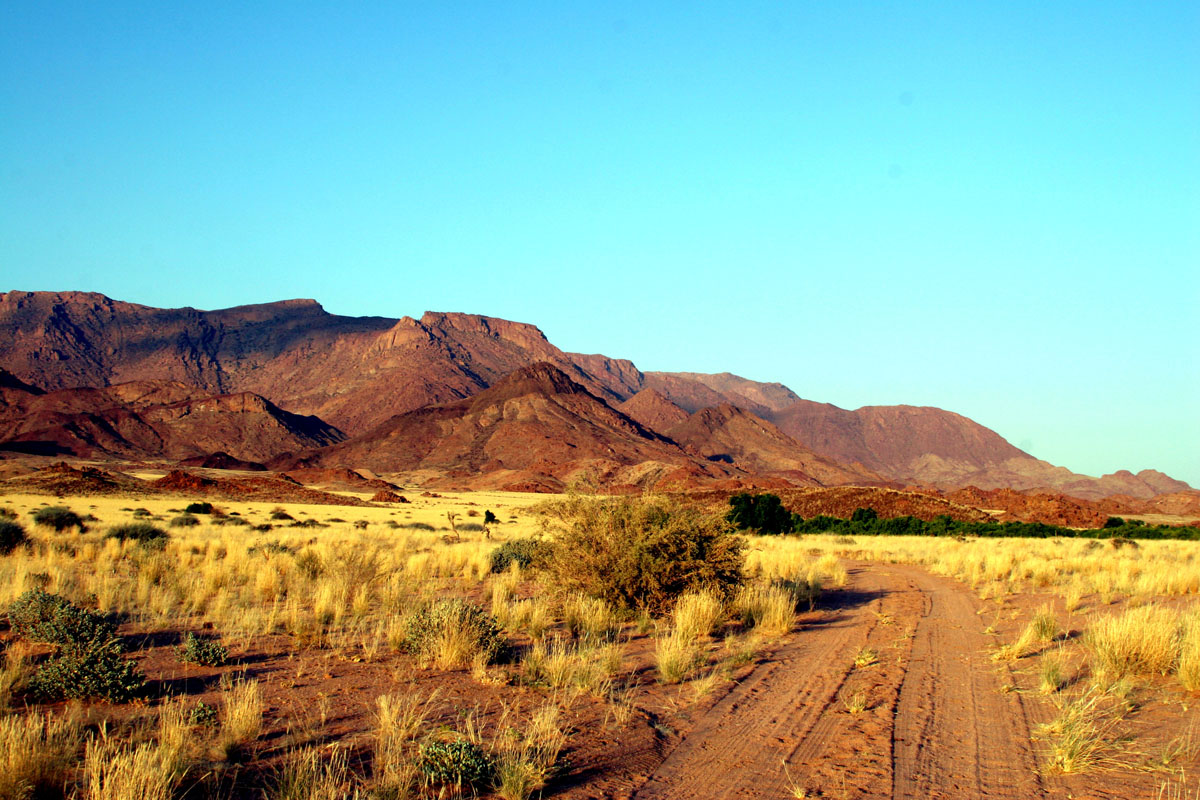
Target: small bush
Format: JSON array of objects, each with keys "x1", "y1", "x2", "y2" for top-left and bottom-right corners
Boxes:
[
  {"x1": 0, "y1": 507, "x2": 16, "y2": 520},
  {"x1": 170, "y1": 514, "x2": 201, "y2": 528},
  {"x1": 179, "y1": 632, "x2": 229, "y2": 667},
  {"x1": 269, "y1": 509, "x2": 294, "y2": 521},
  {"x1": 105, "y1": 522, "x2": 169, "y2": 547},
  {"x1": 484, "y1": 510, "x2": 498, "y2": 525},
  {"x1": 131, "y1": 508, "x2": 152, "y2": 517},
  {"x1": 418, "y1": 738, "x2": 494, "y2": 791},
  {"x1": 184, "y1": 502, "x2": 214, "y2": 514},
  {"x1": 31, "y1": 639, "x2": 146, "y2": 702},
  {"x1": 32, "y1": 506, "x2": 84, "y2": 532},
  {"x1": 0, "y1": 519, "x2": 28, "y2": 555},
  {"x1": 544, "y1": 496, "x2": 745, "y2": 613},
  {"x1": 401, "y1": 599, "x2": 505, "y2": 669},
  {"x1": 8, "y1": 589, "x2": 116, "y2": 645},
  {"x1": 489, "y1": 538, "x2": 552, "y2": 573}
]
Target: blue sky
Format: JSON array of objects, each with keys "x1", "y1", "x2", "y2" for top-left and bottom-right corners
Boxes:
[{"x1": 2, "y1": 2, "x2": 1197, "y2": 485}]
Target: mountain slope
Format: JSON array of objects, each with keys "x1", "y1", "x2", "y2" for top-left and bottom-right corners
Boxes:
[
  {"x1": 665, "y1": 404, "x2": 883, "y2": 486},
  {"x1": 290, "y1": 363, "x2": 700, "y2": 477},
  {"x1": 0, "y1": 379, "x2": 343, "y2": 462}
]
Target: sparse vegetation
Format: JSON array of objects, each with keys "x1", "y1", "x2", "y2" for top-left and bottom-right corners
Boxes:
[{"x1": 0, "y1": 519, "x2": 28, "y2": 555}]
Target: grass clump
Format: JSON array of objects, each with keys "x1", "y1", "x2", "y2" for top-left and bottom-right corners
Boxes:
[
  {"x1": 217, "y1": 678, "x2": 264, "y2": 762},
  {"x1": 178, "y1": 632, "x2": 230, "y2": 667},
  {"x1": 540, "y1": 495, "x2": 745, "y2": 613},
  {"x1": 105, "y1": 521, "x2": 169, "y2": 547},
  {"x1": 734, "y1": 583, "x2": 796, "y2": 636},
  {"x1": 671, "y1": 591, "x2": 724, "y2": 642},
  {"x1": 31, "y1": 639, "x2": 146, "y2": 702},
  {"x1": 1086, "y1": 604, "x2": 1181, "y2": 681},
  {"x1": 493, "y1": 704, "x2": 566, "y2": 800},
  {"x1": 32, "y1": 506, "x2": 84, "y2": 532},
  {"x1": 8, "y1": 589, "x2": 116, "y2": 645},
  {"x1": 401, "y1": 599, "x2": 505, "y2": 669},
  {"x1": 169, "y1": 514, "x2": 200, "y2": 528},
  {"x1": 0, "y1": 519, "x2": 28, "y2": 555},
  {"x1": 183, "y1": 502, "x2": 214, "y2": 514},
  {"x1": 1035, "y1": 690, "x2": 1125, "y2": 774},
  {"x1": 562, "y1": 594, "x2": 620, "y2": 642}
]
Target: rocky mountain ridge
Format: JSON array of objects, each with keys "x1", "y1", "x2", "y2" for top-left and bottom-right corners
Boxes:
[{"x1": 0, "y1": 290, "x2": 1189, "y2": 499}]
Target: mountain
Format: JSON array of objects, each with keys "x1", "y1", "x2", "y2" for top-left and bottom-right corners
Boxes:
[
  {"x1": 763, "y1": 401, "x2": 1186, "y2": 500},
  {"x1": 284, "y1": 363, "x2": 715, "y2": 487},
  {"x1": 0, "y1": 290, "x2": 1190, "y2": 499},
  {"x1": 664, "y1": 404, "x2": 883, "y2": 487},
  {"x1": 0, "y1": 379, "x2": 343, "y2": 463}
]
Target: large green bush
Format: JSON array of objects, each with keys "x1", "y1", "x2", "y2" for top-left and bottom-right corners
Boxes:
[
  {"x1": 0, "y1": 519, "x2": 28, "y2": 555},
  {"x1": 8, "y1": 589, "x2": 117, "y2": 645},
  {"x1": 489, "y1": 537, "x2": 552, "y2": 573},
  {"x1": 543, "y1": 495, "x2": 745, "y2": 613},
  {"x1": 31, "y1": 506, "x2": 84, "y2": 532},
  {"x1": 31, "y1": 639, "x2": 146, "y2": 702}
]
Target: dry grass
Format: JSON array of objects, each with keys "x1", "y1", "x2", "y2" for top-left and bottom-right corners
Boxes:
[
  {"x1": 493, "y1": 704, "x2": 567, "y2": 800},
  {"x1": 1034, "y1": 689, "x2": 1128, "y2": 774},
  {"x1": 671, "y1": 591, "x2": 724, "y2": 642},
  {"x1": 734, "y1": 583, "x2": 795, "y2": 637},
  {"x1": 1086, "y1": 605, "x2": 1182, "y2": 682},
  {"x1": 218, "y1": 678, "x2": 264, "y2": 761},
  {"x1": 0, "y1": 710, "x2": 82, "y2": 800}
]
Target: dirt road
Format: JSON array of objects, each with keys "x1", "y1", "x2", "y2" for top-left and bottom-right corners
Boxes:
[{"x1": 632, "y1": 563, "x2": 1044, "y2": 800}]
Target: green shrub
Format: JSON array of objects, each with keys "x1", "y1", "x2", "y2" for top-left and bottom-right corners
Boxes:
[
  {"x1": 184, "y1": 502, "x2": 214, "y2": 514},
  {"x1": 489, "y1": 538, "x2": 552, "y2": 573},
  {"x1": 484, "y1": 510, "x2": 498, "y2": 525},
  {"x1": 131, "y1": 508, "x2": 152, "y2": 517},
  {"x1": 726, "y1": 493, "x2": 794, "y2": 535},
  {"x1": 178, "y1": 632, "x2": 229, "y2": 666},
  {"x1": 269, "y1": 509, "x2": 294, "y2": 521},
  {"x1": 191, "y1": 701, "x2": 219, "y2": 727},
  {"x1": 418, "y1": 739, "x2": 494, "y2": 791},
  {"x1": 31, "y1": 639, "x2": 145, "y2": 702},
  {"x1": 402, "y1": 599, "x2": 505, "y2": 666},
  {"x1": 545, "y1": 495, "x2": 745, "y2": 612},
  {"x1": 8, "y1": 589, "x2": 117, "y2": 645},
  {"x1": 169, "y1": 514, "x2": 201, "y2": 528},
  {"x1": 31, "y1": 506, "x2": 84, "y2": 532},
  {"x1": 0, "y1": 519, "x2": 28, "y2": 555},
  {"x1": 105, "y1": 522, "x2": 169, "y2": 547},
  {"x1": 851, "y1": 507, "x2": 878, "y2": 523}
]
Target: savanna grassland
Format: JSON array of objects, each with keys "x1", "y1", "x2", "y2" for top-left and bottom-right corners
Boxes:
[{"x1": 0, "y1": 488, "x2": 1198, "y2": 800}]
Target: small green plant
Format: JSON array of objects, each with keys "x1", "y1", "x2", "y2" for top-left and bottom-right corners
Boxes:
[
  {"x1": 191, "y1": 701, "x2": 219, "y2": 727},
  {"x1": 32, "y1": 506, "x2": 84, "y2": 532},
  {"x1": 0, "y1": 519, "x2": 28, "y2": 555},
  {"x1": 105, "y1": 521, "x2": 169, "y2": 547},
  {"x1": 842, "y1": 689, "x2": 869, "y2": 714},
  {"x1": 179, "y1": 632, "x2": 230, "y2": 667},
  {"x1": 8, "y1": 589, "x2": 116, "y2": 645},
  {"x1": 184, "y1": 502, "x2": 214, "y2": 514},
  {"x1": 490, "y1": 538, "x2": 552, "y2": 573},
  {"x1": 169, "y1": 514, "x2": 201, "y2": 528},
  {"x1": 31, "y1": 639, "x2": 146, "y2": 702},
  {"x1": 418, "y1": 738, "x2": 494, "y2": 791},
  {"x1": 854, "y1": 647, "x2": 878, "y2": 669}
]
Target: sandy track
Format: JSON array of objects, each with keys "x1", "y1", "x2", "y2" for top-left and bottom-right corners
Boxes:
[
  {"x1": 889, "y1": 564, "x2": 1042, "y2": 799},
  {"x1": 634, "y1": 568, "x2": 893, "y2": 800},
  {"x1": 633, "y1": 563, "x2": 1043, "y2": 800}
]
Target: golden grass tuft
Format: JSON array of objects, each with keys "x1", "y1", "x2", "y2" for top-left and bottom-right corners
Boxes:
[
  {"x1": 1086, "y1": 605, "x2": 1181, "y2": 681},
  {"x1": 0, "y1": 711, "x2": 82, "y2": 800}
]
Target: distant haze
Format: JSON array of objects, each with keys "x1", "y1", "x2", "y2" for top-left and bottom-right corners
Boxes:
[{"x1": 2, "y1": 3, "x2": 1196, "y2": 485}]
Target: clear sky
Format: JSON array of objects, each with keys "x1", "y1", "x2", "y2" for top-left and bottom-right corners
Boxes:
[{"x1": 2, "y1": 2, "x2": 1197, "y2": 485}]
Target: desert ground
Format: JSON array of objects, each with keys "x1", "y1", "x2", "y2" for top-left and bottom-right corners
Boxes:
[{"x1": 1, "y1": 482, "x2": 1198, "y2": 800}]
